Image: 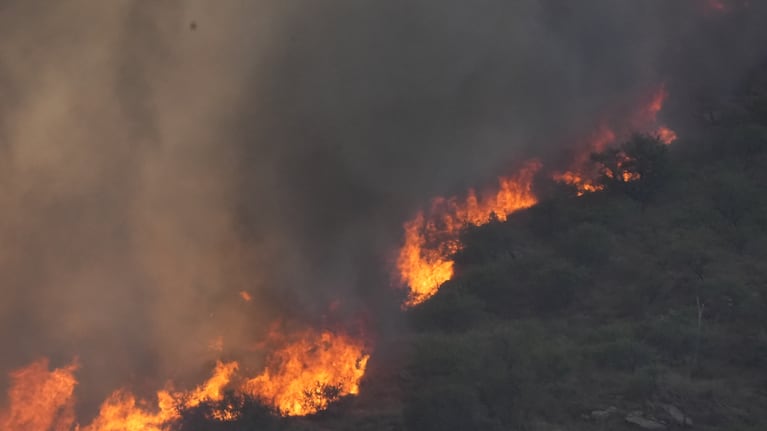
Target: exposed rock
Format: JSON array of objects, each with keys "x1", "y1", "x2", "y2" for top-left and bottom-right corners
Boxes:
[
  {"x1": 626, "y1": 411, "x2": 666, "y2": 430},
  {"x1": 660, "y1": 404, "x2": 693, "y2": 426}
]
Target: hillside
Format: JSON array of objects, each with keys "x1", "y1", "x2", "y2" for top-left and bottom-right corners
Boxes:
[
  {"x1": 169, "y1": 71, "x2": 767, "y2": 431},
  {"x1": 398, "y1": 86, "x2": 767, "y2": 430}
]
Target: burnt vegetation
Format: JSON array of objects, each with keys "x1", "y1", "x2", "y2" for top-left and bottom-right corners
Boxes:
[{"x1": 401, "y1": 87, "x2": 767, "y2": 430}]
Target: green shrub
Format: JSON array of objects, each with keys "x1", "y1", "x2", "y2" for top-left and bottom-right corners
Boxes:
[
  {"x1": 560, "y1": 223, "x2": 613, "y2": 267},
  {"x1": 587, "y1": 338, "x2": 655, "y2": 372},
  {"x1": 408, "y1": 282, "x2": 489, "y2": 332},
  {"x1": 403, "y1": 384, "x2": 497, "y2": 431}
]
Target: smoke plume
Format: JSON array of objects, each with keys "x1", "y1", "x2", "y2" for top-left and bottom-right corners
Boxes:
[{"x1": 0, "y1": 0, "x2": 764, "y2": 419}]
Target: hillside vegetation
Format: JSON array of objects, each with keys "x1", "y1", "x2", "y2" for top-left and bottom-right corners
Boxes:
[
  {"x1": 400, "y1": 89, "x2": 767, "y2": 431},
  {"x1": 171, "y1": 79, "x2": 767, "y2": 431}
]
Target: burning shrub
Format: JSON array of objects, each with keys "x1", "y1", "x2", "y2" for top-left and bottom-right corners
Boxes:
[
  {"x1": 174, "y1": 391, "x2": 279, "y2": 431},
  {"x1": 243, "y1": 329, "x2": 370, "y2": 417},
  {"x1": 592, "y1": 134, "x2": 670, "y2": 204}
]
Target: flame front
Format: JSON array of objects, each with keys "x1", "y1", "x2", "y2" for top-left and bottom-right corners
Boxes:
[
  {"x1": 1, "y1": 330, "x2": 368, "y2": 430},
  {"x1": 397, "y1": 160, "x2": 541, "y2": 307},
  {"x1": 398, "y1": 86, "x2": 678, "y2": 306},
  {"x1": 0, "y1": 359, "x2": 78, "y2": 431},
  {"x1": 245, "y1": 329, "x2": 370, "y2": 417},
  {"x1": 83, "y1": 360, "x2": 239, "y2": 431}
]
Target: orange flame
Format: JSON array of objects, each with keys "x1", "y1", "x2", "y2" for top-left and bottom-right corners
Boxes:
[
  {"x1": 552, "y1": 171, "x2": 604, "y2": 196},
  {"x1": 2, "y1": 327, "x2": 369, "y2": 429},
  {"x1": 244, "y1": 329, "x2": 369, "y2": 416},
  {"x1": 657, "y1": 126, "x2": 678, "y2": 145},
  {"x1": 396, "y1": 85, "x2": 678, "y2": 307},
  {"x1": 552, "y1": 85, "x2": 677, "y2": 194},
  {"x1": 83, "y1": 360, "x2": 239, "y2": 431},
  {"x1": 397, "y1": 160, "x2": 541, "y2": 307},
  {"x1": 0, "y1": 358, "x2": 78, "y2": 431},
  {"x1": 82, "y1": 390, "x2": 174, "y2": 431},
  {"x1": 645, "y1": 85, "x2": 668, "y2": 121}
]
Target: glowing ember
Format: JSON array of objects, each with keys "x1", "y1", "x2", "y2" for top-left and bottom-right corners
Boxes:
[
  {"x1": 0, "y1": 359, "x2": 78, "y2": 431},
  {"x1": 239, "y1": 291, "x2": 253, "y2": 302},
  {"x1": 244, "y1": 329, "x2": 370, "y2": 417},
  {"x1": 397, "y1": 160, "x2": 541, "y2": 307}
]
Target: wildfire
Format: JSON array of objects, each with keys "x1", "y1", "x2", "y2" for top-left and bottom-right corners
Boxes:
[
  {"x1": 0, "y1": 326, "x2": 368, "y2": 430},
  {"x1": 83, "y1": 360, "x2": 239, "y2": 431},
  {"x1": 552, "y1": 85, "x2": 676, "y2": 195},
  {"x1": 397, "y1": 85, "x2": 679, "y2": 307},
  {"x1": 397, "y1": 160, "x2": 541, "y2": 307},
  {"x1": 552, "y1": 171, "x2": 604, "y2": 197},
  {"x1": 244, "y1": 329, "x2": 370, "y2": 416},
  {"x1": 657, "y1": 126, "x2": 678, "y2": 145},
  {"x1": 0, "y1": 359, "x2": 78, "y2": 431}
]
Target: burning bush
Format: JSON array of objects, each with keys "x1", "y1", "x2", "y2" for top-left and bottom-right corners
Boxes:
[
  {"x1": 174, "y1": 392, "x2": 279, "y2": 431},
  {"x1": 591, "y1": 134, "x2": 671, "y2": 204}
]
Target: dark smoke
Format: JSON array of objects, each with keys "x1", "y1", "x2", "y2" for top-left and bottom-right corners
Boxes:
[{"x1": 0, "y1": 0, "x2": 764, "y2": 418}]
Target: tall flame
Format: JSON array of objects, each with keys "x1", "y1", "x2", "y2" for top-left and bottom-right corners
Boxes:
[
  {"x1": 245, "y1": 329, "x2": 370, "y2": 417},
  {"x1": 82, "y1": 360, "x2": 238, "y2": 431},
  {"x1": 0, "y1": 326, "x2": 368, "y2": 430},
  {"x1": 397, "y1": 160, "x2": 541, "y2": 307},
  {"x1": 0, "y1": 359, "x2": 78, "y2": 431}
]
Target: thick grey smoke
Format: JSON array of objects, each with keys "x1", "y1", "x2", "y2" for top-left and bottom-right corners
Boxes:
[
  {"x1": 0, "y1": 0, "x2": 764, "y2": 418},
  {"x1": 232, "y1": 0, "x2": 767, "y2": 312}
]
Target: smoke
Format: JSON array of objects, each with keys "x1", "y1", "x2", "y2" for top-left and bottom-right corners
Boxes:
[
  {"x1": 232, "y1": 0, "x2": 767, "y2": 312},
  {"x1": 0, "y1": 0, "x2": 283, "y2": 413},
  {"x1": 0, "y1": 0, "x2": 764, "y2": 419}
]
